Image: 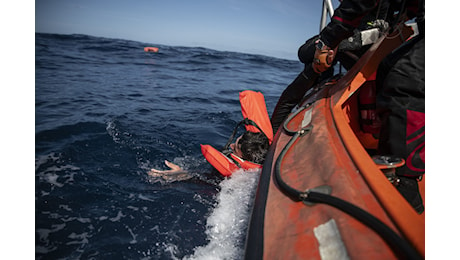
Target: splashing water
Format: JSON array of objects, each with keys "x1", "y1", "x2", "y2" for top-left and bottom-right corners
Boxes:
[{"x1": 184, "y1": 169, "x2": 260, "y2": 260}]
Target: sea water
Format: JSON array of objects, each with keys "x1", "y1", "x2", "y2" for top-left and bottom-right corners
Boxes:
[{"x1": 35, "y1": 33, "x2": 302, "y2": 259}]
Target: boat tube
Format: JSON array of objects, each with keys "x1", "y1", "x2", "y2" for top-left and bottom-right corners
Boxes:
[{"x1": 244, "y1": 23, "x2": 424, "y2": 260}]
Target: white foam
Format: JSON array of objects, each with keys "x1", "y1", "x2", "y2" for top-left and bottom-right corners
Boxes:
[
  {"x1": 184, "y1": 169, "x2": 260, "y2": 260},
  {"x1": 59, "y1": 204, "x2": 72, "y2": 212},
  {"x1": 106, "y1": 120, "x2": 121, "y2": 143},
  {"x1": 36, "y1": 223, "x2": 67, "y2": 243},
  {"x1": 138, "y1": 194, "x2": 157, "y2": 202},
  {"x1": 66, "y1": 232, "x2": 91, "y2": 246},
  {"x1": 124, "y1": 224, "x2": 138, "y2": 244},
  {"x1": 35, "y1": 153, "x2": 60, "y2": 171},
  {"x1": 36, "y1": 153, "x2": 80, "y2": 190},
  {"x1": 109, "y1": 210, "x2": 125, "y2": 222},
  {"x1": 42, "y1": 173, "x2": 64, "y2": 187}
]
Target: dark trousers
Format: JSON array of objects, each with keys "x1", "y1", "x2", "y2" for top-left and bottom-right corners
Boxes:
[
  {"x1": 376, "y1": 35, "x2": 425, "y2": 213},
  {"x1": 376, "y1": 35, "x2": 425, "y2": 176}
]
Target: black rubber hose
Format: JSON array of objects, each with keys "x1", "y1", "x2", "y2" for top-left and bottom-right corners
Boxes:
[
  {"x1": 274, "y1": 128, "x2": 422, "y2": 260},
  {"x1": 306, "y1": 191, "x2": 422, "y2": 260},
  {"x1": 274, "y1": 130, "x2": 306, "y2": 201}
]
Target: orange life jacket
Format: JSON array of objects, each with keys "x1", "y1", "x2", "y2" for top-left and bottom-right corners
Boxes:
[
  {"x1": 201, "y1": 90, "x2": 273, "y2": 177},
  {"x1": 239, "y1": 90, "x2": 273, "y2": 144}
]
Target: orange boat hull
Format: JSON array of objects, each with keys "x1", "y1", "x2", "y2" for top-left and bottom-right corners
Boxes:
[{"x1": 245, "y1": 25, "x2": 424, "y2": 260}]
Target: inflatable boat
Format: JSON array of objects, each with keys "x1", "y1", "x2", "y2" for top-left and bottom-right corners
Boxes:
[{"x1": 243, "y1": 23, "x2": 424, "y2": 259}]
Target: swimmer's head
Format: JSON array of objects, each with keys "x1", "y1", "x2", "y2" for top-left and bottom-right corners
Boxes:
[{"x1": 235, "y1": 131, "x2": 269, "y2": 164}]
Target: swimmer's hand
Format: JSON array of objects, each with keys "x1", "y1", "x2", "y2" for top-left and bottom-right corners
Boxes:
[{"x1": 148, "y1": 160, "x2": 187, "y2": 176}]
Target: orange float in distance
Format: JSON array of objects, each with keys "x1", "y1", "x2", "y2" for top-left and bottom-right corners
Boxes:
[{"x1": 144, "y1": 47, "x2": 159, "y2": 53}]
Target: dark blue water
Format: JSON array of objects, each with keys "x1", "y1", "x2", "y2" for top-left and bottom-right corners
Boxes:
[{"x1": 35, "y1": 33, "x2": 302, "y2": 259}]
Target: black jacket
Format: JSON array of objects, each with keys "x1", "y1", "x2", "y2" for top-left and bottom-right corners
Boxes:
[{"x1": 320, "y1": 0, "x2": 423, "y2": 49}]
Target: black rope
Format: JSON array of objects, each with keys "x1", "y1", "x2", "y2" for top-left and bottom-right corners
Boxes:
[
  {"x1": 222, "y1": 118, "x2": 267, "y2": 154},
  {"x1": 274, "y1": 125, "x2": 422, "y2": 260}
]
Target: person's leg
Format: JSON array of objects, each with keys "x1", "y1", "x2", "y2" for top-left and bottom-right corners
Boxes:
[{"x1": 376, "y1": 36, "x2": 425, "y2": 213}]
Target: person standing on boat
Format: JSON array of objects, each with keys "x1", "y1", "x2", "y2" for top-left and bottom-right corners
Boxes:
[
  {"x1": 272, "y1": 0, "x2": 425, "y2": 212},
  {"x1": 374, "y1": 1, "x2": 425, "y2": 213}
]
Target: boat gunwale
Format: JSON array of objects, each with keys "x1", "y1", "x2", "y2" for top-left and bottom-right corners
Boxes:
[{"x1": 327, "y1": 24, "x2": 425, "y2": 256}]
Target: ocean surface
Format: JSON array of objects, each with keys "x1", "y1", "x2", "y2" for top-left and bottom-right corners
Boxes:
[{"x1": 35, "y1": 33, "x2": 302, "y2": 259}]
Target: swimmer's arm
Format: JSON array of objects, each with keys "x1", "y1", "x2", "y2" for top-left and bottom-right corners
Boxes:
[{"x1": 148, "y1": 160, "x2": 188, "y2": 176}]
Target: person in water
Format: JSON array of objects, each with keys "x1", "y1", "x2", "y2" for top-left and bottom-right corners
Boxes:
[{"x1": 148, "y1": 131, "x2": 269, "y2": 180}]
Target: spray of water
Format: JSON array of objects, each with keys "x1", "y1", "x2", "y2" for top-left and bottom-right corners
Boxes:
[{"x1": 184, "y1": 169, "x2": 260, "y2": 260}]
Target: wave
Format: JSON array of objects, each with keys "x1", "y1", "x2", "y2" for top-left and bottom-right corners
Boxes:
[
  {"x1": 36, "y1": 33, "x2": 300, "y2": 64},
  {"x1": 35, "y1": 32, "x2": 301, "y2": 259},
  {"x1": 183, "y1": 169, "x2": 260, "y2": 260},
  {"x1": 36, "y1": 121, "x2": 107, "y2": 143}
]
